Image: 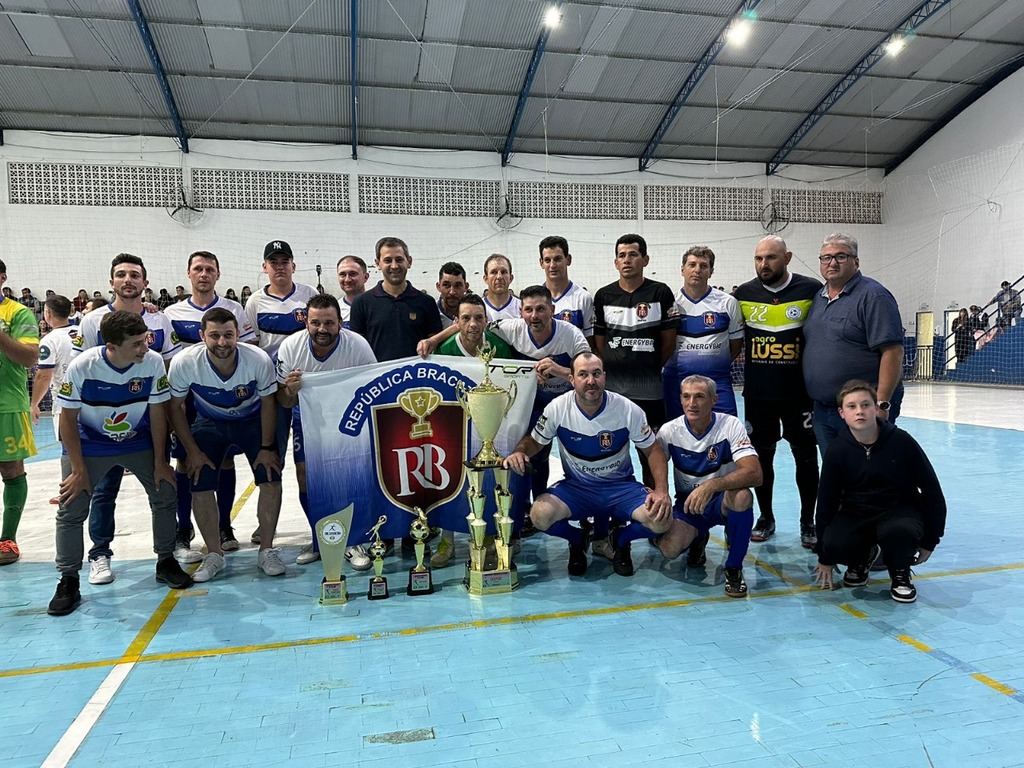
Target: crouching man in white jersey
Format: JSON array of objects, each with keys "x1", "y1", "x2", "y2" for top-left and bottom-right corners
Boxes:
[
  {"x1": 653, "y1": 375, "x2": 762, "y2": 597},
  {"x1": 504, "y1": 351, "x2": 672, "y2": 577},
  {"x1": 167, "y1": 308, "x2": 284, "y2": 581}
]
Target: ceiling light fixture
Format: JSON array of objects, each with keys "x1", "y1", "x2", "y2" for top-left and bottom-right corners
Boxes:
[
  {"x1": 885, "y1": 35, "x2": 906, "y2": 56},
  {"x1": 726, "y1": 18, "x2": 752, "y2": 46},
  {"x1": 543, "y1": 6, "x2": 561, "y2": 28}
]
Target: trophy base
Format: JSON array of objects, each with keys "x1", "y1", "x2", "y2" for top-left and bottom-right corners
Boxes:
[
  {"x1": 367, "y1": 576, "x2": 390, "y2": 600},
  {"x1": 464, "y1": 458, "x2": 504, "y2": 469},
  {"x1": 465, "y1": 563, "x2": 520, "y2": 595},
  {"x1": 407, "y1": 568, "x2": 435, "y2": 596},
  {"x1": 319, "y1": 576, "x2": 348, "y2": 605}
]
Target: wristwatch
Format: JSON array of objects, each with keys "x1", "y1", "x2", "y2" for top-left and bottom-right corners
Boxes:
[{"x1": 877, "y1": 401, "x2": 891, "y2": 411}]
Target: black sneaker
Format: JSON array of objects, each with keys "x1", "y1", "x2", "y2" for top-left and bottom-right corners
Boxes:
[
  {"x1": 724, "y1": 567, "x2": 748, "y2": 598},
  {"x1": 567, "y1": 541, "x2": 588, "y2": 576},
  {"x1": 686, "y1": 531, "x2": 709, "y2": 568},
  {"x1": 613, "y1": 541, "x2": 634, "y2": 577},
  {"x1": 579, "y1": 518, "x2": 593, "y2": 551},
  {"x1": 843, "y1": 544, "x2": 880, "y2": 588},
  {"x1": 520, "y1": 517, "x2": 539, "y2": 539},
  {"x1": 750, "y1": 518, "x2": 775, "y2": 542},
  {"x1": 155, "y1": 557, "x2": 194, "y2": 589},
  {"x1": 47, "y1": 573, "x2": 81, "y2": 616},
  {"x1": 220, "y1": 526, "x2": 239, "y2": 552},
  {"x1": 799, "y1": 525, "x2": 817, "y2": 549},
  {"x1": 889, "y1": 567, "x2": 917, "y2": 603}
]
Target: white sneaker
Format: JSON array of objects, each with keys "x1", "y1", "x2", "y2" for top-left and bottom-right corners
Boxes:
[
  {"x1": 88, "y1": 556, "x2": 114, "y2": 585},
  {"x1": 345, "y1": 545, "x2": 372, "y2": 571},
  {"x1": 193, "y1": 552, "x2": 225, "y2": 583},
  {"x1": 258, "y1": 547, "x2": 286, "y2": 577},
  {"x1": 296, "y1": 543, "x2": 321, "y2": 565},
  {"x1": 174, "y1": 541, "x2": 202, "y2": 565}
]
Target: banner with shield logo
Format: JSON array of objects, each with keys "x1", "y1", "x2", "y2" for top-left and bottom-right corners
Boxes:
[{"x1": 298, "y1": 355, "x2": 537, "y2": 542}]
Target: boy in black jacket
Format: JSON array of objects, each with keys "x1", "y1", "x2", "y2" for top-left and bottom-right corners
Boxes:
[{"x1": 813, "y1": 380, "x2": 946, "y2": 602}]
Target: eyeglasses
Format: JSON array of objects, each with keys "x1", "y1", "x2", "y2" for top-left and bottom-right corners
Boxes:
[{"x1": 818, "y1": 253, "x2": 854, "y2": 264}]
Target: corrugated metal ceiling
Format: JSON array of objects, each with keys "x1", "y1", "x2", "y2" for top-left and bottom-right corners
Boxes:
[{"x1": 0, "y1": 0, "x2": 1022, "y2": 173}]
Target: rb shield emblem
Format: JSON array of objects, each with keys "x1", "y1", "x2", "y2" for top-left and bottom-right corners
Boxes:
[{"x1": 372, "y1": 399, "x2": 467, "y2": 515}]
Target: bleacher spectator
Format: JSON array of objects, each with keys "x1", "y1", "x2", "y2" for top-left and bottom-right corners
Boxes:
[
  {"x1": 19, "y1": 288, "x2": 42, "y2": 322},
  {"x1": 952, "y1": 308, "x2": 973, "y2": 363},
  {"x1": 72, "y1": 289, "x2": 89, "y2": 315},
  {"x1": 993, "y1": 280, "x2": 1022, "y2": 330},
  {"x1": 225, "y1": 288, "x2": 239, "y2": 302},
  {"x1": 156, "y1": 288, "x2": 174, "y2": 310},
  {"x1": 240, "y1": 286, "x2": 252, "y2": 307}
]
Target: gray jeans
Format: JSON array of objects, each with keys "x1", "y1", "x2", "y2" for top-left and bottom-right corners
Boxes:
[{"x1": 55, "y1": 449, "x2": 176, "y2": 573}]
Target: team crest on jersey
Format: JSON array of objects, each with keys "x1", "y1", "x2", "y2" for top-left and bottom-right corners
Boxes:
[
  {"x1": 703, "y1": 312, "x2": 716, "y2": 327},
  {"x1": 39, "y1": 345, "x2": 51, "y2": 361},
  {"x1": 145, "y1": 331, "x2": 156, "y2": 348},
  {"x1": 72, "y1": 334, "x2": 84, "y2": 348},
  {"x1": 127, "y1": 378, "x2": 144, "y2": 394},
  {"x1": 59, "y1": 381, "x2": 73, "y2": 397},
  {"x1": 636, "y1": 303, "x2": 650, "y2": 320},
  {"x1": 786, "y1": 306, "x2": 803, "y2": 320},
  {"x1": 371, "y1": 388, "x2": 467, "y2": 515},
  {"x1": 293, "y1": 308, "x2": 307, "y2": 324},
  {"x1": 102, "y1": 411, "x2": 136, "y2": 442},
  {"x1": 560, "y1": 311, "x2": 574, "y2": 322},
  {"x1": 707, "y1": 445, "x2": 718, "y2": 462},
  {"x1": 408, "y1": 311, "x2": 418, "y2": 321},
  {"x1": 599, "y1": 431, "x2": 613, "y2": 450},
  {"x1": 234, "y1": 385, "x2": 250, "y2": 399}
]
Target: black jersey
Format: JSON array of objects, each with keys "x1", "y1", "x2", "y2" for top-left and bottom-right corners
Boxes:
[
  {"x1": 734, "y1": 273, "x2": 821, "y2": 400},
  {"x1": 593, "y1": 278, "x2": 676, "y2": 400}
]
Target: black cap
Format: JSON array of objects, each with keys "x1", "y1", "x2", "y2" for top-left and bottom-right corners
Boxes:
[{"x1": 263, "y1": 240, "x2": 293, "y2": 260}]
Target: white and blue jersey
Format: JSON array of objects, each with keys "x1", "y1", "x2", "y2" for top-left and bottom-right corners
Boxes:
[
  {"x1": 276, "y1": 329, "x2": 377, "y2": 384},
  {"x1": 489, "y1": 317, "x2": 590, "y2": 408},
  {"x1": 58, "y1": 348, "x2": 170, "y2": 457},
  {"x1": 244, "y1": 283, "x2": 319, "y2": 362},
  {"x1": 168, "y1": 343, "x2": 277, "y2": 422},
  {"x1": 164, "y1": 294, "x2": 255, "y2": 346},
  {"x1": 656, "y1": 412, "x2": 757, "y2": 504},
  {"x1": 73, "y1": 305, "x2": 180, "y2": 361},
  {"x1": 38, "y1": 325, "x2": 78, "y2": 439},
  {"x1": 665, "y1": 287, "x2": 743, "y2": 380},
  {"x1": 532, "y1": 390, "x2": 655, "y2": 484},
  {"x1": 339, "y1": 297, "x2": 356, "y2": 329},
  {"x1": 484, "y1": 294, "x2": 521, "y2": 322},
  {"x1": 551, "y1": 282, "x2": 595, "y2": 337}
]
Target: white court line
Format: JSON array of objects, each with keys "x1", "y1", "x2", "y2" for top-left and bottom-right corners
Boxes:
[{"x1": 41, "y1": 661, "x2": 134, "y2": 768}]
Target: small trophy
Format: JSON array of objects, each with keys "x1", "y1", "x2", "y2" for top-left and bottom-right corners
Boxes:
[
  {"x1": 316, "y1": 503, "x2": 354, "y2": 605},
  {"x1": 366, "y1": 515, "x2": 390, "y2": 600},
  {"x1": 456, "y1": 344, "x2": 521, "y2": 595},
  {"x1": 406, "y1": 506, "x2": 435, "y2": 595}
]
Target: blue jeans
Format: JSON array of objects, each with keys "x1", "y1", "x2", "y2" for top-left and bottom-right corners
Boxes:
[{"x1": 87, "y1": 465, "x2": 124, "y2": 561}]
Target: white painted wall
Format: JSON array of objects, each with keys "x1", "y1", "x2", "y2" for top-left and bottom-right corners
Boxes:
[
  {"x1": 883, "y1": 66, "x2": 1024, "y2": 325},
  {"x1": 0, "y1": 130, "x2": 885, "y2": 312}
]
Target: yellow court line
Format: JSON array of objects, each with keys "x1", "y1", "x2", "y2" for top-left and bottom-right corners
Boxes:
[
  {"x1": 121, "y1": 481, "x2": 257, "y2": 661},
  {"x1": 4, "y1": 552, "x2": 1023, "y2": 681},
  {"x1": 972, "y1": 673, "x2": 1018, "y2": 697},
  {"x1": 897, "y1": 634, "x2": 933, "y2": 652}
]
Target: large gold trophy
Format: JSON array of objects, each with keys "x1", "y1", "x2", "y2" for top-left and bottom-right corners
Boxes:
[
  {"x1": 315, "y1": 503, "x2": 355, "y2": 605},
  {"x1": 455, "y1": 343, "x2": 521, "y2": 595}
]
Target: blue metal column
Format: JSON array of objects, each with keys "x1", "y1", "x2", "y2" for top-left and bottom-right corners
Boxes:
[
  {"x1": 350, "y1": 0, "x2": 359, "y2": 159},
  {"x1": 639, "y1": 0, "x2": 761, "y2": 171},
  {"x1": 767, "y1": 0, "x2": 950, "y2": 175},
  {"x1": 125, "y1": 0, "x2": 189, "y2": 153},
  {"x1": 501, "y1": 1, "x2": 563, "y2": 167}
]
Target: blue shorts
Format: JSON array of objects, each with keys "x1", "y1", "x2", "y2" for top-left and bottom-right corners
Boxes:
[
  {"x1": 672, "y1": 491, "x2": 726, "y2": 533},
  {"x1": 171, "y1": 394, "x2": 241, "y2": 462},
  {"x1": 291, "y1": 410, "x2": 305, "y2": 464},
  {"x1": 191, "y1": 417, "x2": 280, "y2": 492},
  {"x1": 545, "y1": 478, "x2": 649, "y2": 523}
]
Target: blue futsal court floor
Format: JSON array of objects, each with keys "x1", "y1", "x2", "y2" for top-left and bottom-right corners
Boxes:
[{"x1": 1, "y1": 383, "x2": 1021, "y2": 768}]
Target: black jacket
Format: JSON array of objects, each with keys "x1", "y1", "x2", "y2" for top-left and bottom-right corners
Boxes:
[{"x1": 816, "y1": 420, "x2": 946, "y2": 551}]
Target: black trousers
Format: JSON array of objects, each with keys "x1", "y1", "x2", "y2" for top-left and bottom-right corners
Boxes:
[{"x1": 819, "y1": 505, "x2": 924, "y2": 570}]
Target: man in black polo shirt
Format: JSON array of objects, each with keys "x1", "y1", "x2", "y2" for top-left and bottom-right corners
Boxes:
[{"x1": 349, "y1": 237, "x2": 442, "y2": 361}]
